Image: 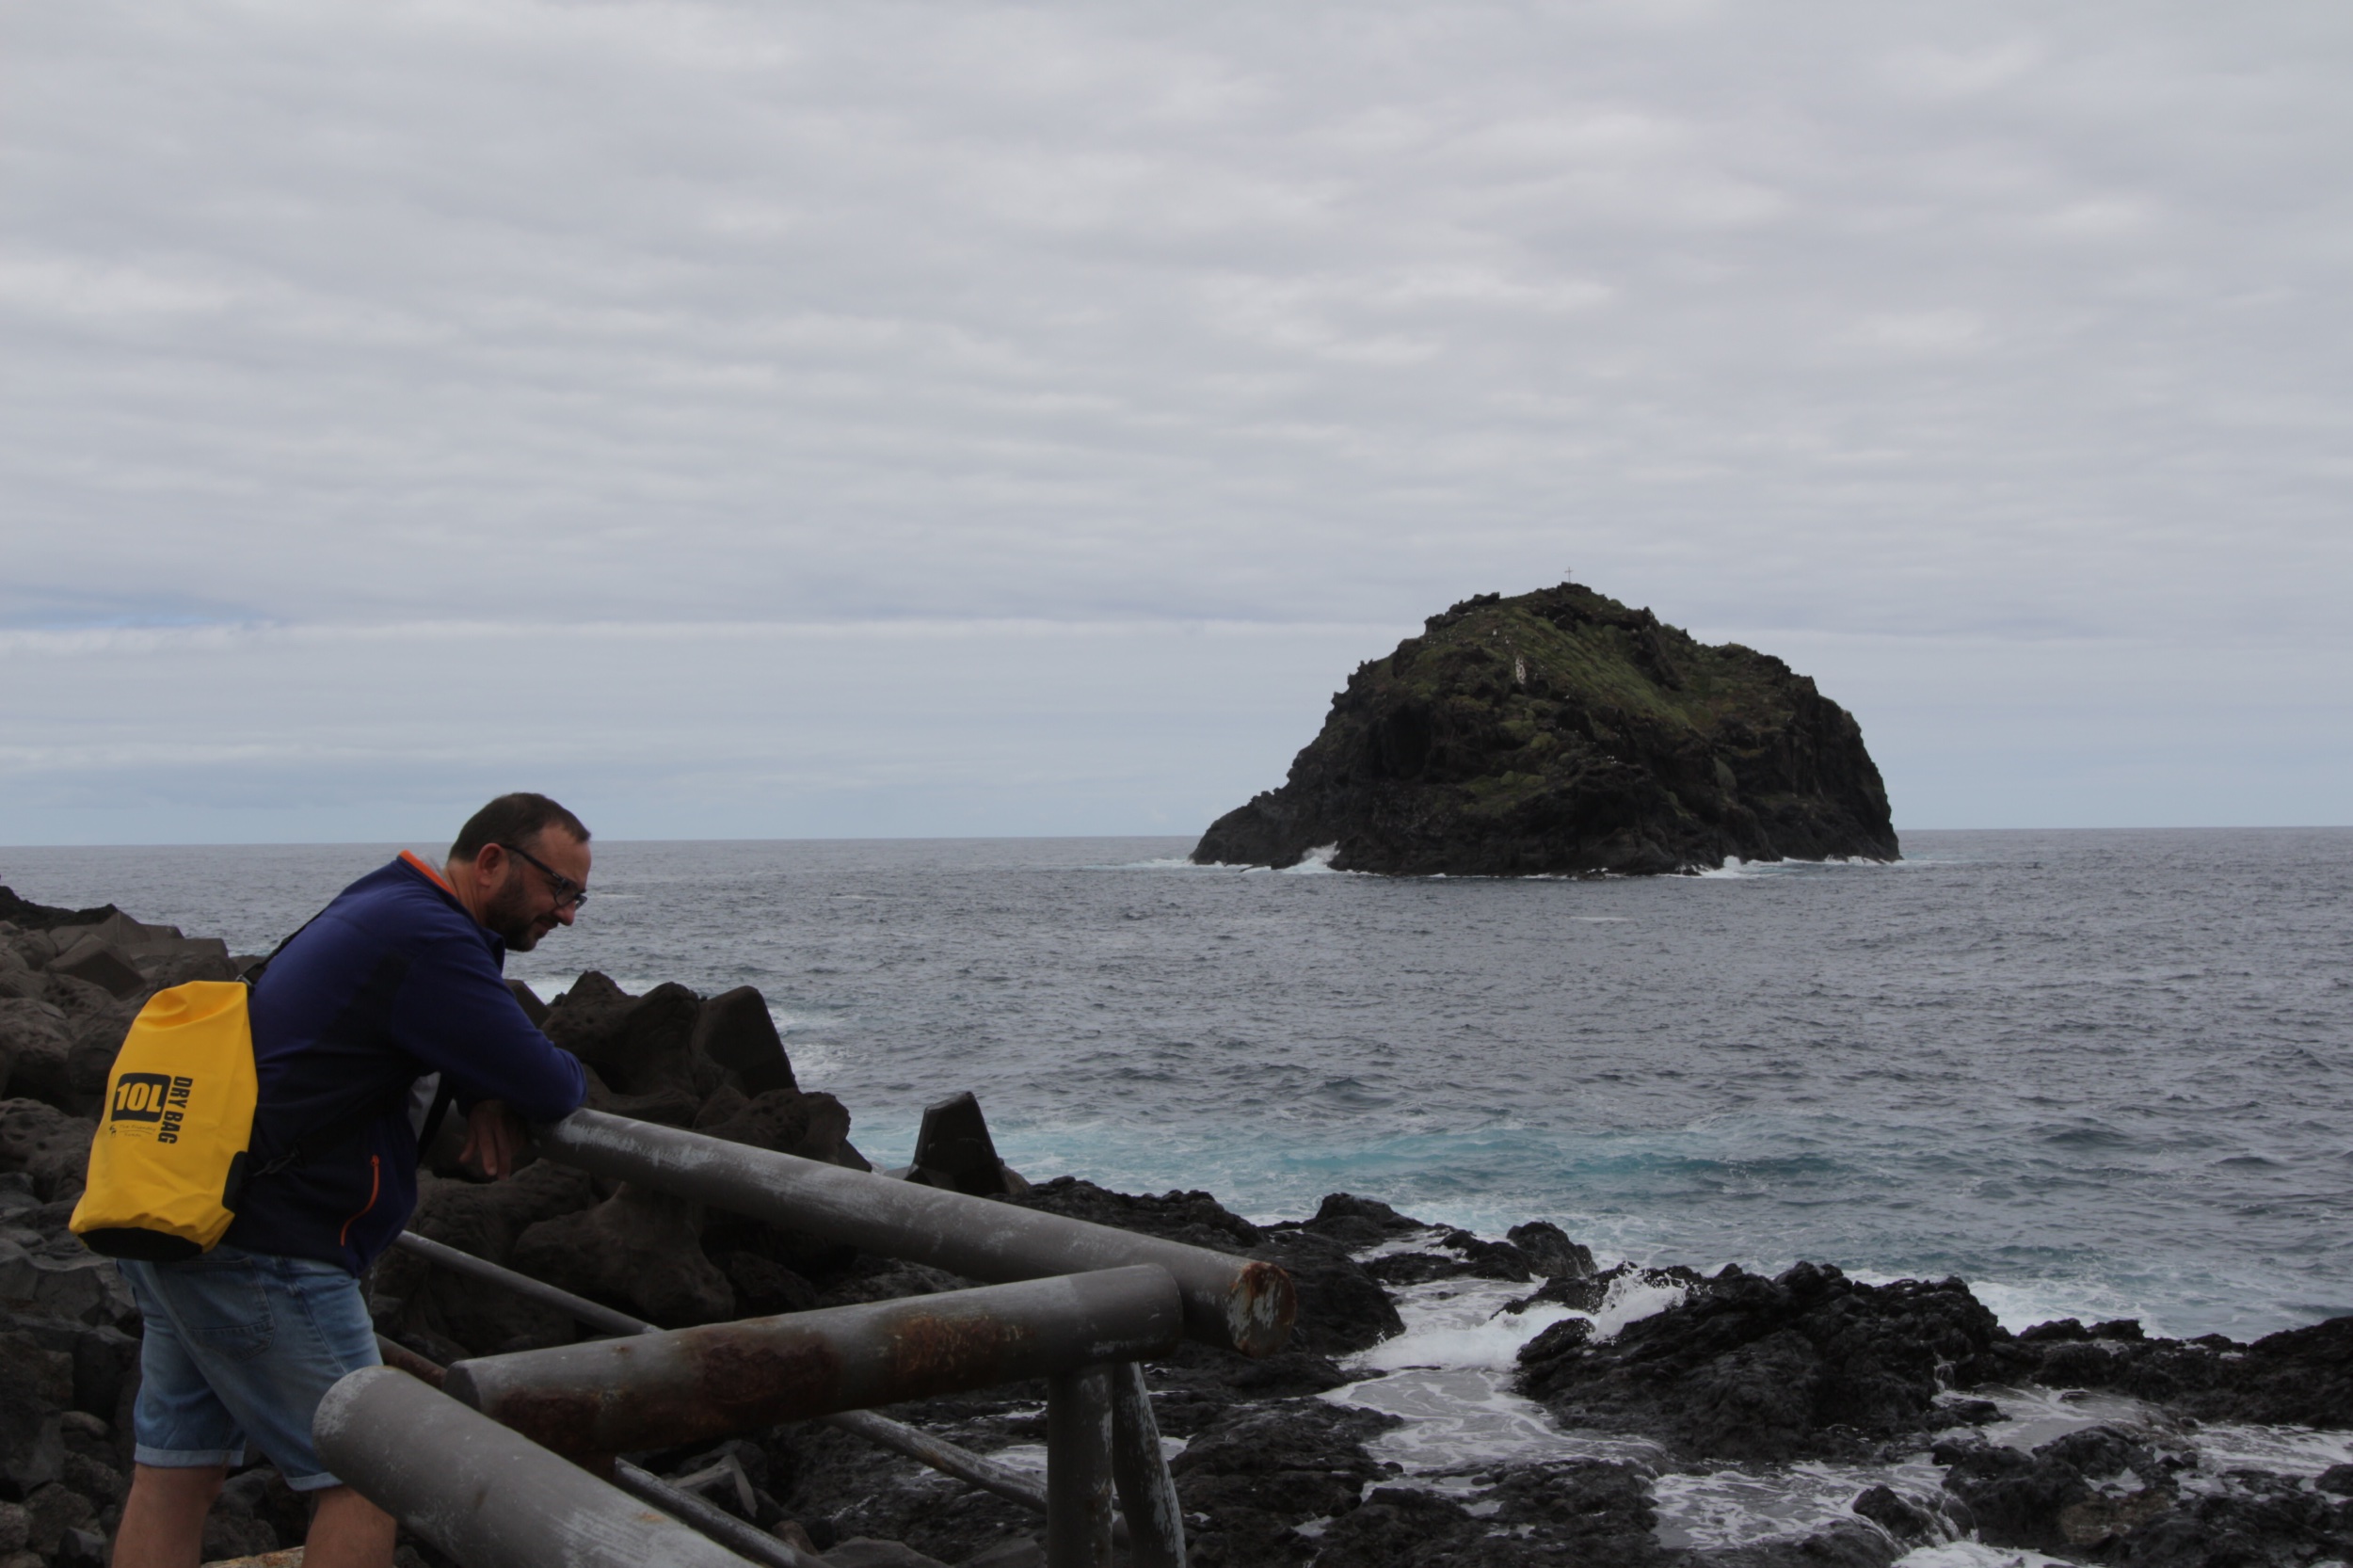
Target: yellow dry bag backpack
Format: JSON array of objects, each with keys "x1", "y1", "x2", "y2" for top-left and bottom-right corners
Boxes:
[
  {"x1": 69, "y1": 906, "x2": 449, "y2": 1263},
  {"x1": 70, "y1": 980, "x2": 261, "y2": 1259}
]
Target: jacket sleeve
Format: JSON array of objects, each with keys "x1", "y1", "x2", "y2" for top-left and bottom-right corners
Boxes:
[{"x1": 390, "y1": 929, "x2": 589, "y2": 1123}]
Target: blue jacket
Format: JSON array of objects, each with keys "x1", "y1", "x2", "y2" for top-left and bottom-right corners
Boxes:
[{"x1": 226, "y1": 852, "x2": 588, "y2": 1273}]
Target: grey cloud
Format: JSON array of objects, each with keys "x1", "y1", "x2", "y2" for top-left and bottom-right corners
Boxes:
[{"x1": 1, "y1": 0, "x2": 2347, "y2": 836}]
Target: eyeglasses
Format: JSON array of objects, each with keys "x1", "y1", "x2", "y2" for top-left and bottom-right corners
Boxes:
[{"x1": 499, "y1": 842, "x2": 589, "y2": 910}]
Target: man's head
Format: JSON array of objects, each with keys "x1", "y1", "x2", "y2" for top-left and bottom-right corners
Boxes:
[{"x1": 445, "y1": 792, "x2": 592, "y2": 952}]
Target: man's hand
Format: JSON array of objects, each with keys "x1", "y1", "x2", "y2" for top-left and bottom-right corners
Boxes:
[{"x1": 458, "y1": 1099, "x2": 528, "y2": 1180}]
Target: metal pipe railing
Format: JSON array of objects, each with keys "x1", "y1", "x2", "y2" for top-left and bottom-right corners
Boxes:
[
  {"x1": 610, "y1": 1460, "x2": 824, "y2": 1568},
  {"x1": 535, "y1": 1108, "x2": 1295, "y2": 1355},
  {"x1": 1047, "y1": 1365, "x2": 1115, "y2": 1568},
  {"x1": 825, "y1": 1407, "x2": 1047, "y2": 1515},
  {"x1": 391, "y1": 1234, "x2": 1068, "y2": 1522},
  {"x1": 374, "y1": 1333, "x2": 823, "y2": 1568},
  {"x1": 314, "y1": 1367, "x2": 760, "y2": 1568},
  {"x1": 1109, "y1": 1362, "x2": 1186, "y2": 1568},
  {"x1": 393, "y1": 1230, "x2": 651, "y2": 1336},
  {"x1": 442, "y1": 1265, "x2": 1184, "y2": 1455}
]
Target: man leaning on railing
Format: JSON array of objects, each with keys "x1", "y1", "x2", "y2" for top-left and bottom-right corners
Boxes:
[{"x1": 111, "y1": 792, "x2": 594, "y2": 1568}]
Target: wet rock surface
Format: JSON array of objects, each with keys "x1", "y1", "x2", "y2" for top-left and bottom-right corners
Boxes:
[
  {"x1": 5, "y1": 888, "x2": 2352, "y2": 1568},
  {"x1": 1517, "y1": 1261, "x2": 2008, "y2": 1463}
]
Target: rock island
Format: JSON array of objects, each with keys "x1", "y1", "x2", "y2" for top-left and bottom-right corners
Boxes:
[{"x1": 1193, "y1": 579, "x2": 1899, "y2": 875}]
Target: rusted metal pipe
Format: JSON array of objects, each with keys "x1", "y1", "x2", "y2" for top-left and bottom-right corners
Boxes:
[
  {"x1": 394, "y1": 1230, "x2": 652, "y2": 1337},
  {"x1": 391, "y1": 1230, "x2": 1100, "y2": 1528},
  {"x1": 371, "y1": 1329, "x2": 822, "y2": 1568},
  {"x1": 313, "y1": 1366, "x2": 758, "y2": 1568},
  {"x1": 374, "y1": 1334, "x2": 449, "y2": 1389},
  {"x1": 536, "y1": 1108, "x2": 1295, "y2": 1355},
  {"x1": 1110, "y1": 1362, "x2": 1186, "y2": 1568},
  {"x1": 1047, "y1": 1365, "x2": 1115, "y2": 1568},
  {"x1": 443, "y1": 1265, "x2": 1184, "y2": 1456}
]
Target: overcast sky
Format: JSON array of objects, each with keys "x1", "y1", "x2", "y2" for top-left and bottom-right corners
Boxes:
[{"x1": 4, "y1": 0, "x2": 2347, "y2": 846}]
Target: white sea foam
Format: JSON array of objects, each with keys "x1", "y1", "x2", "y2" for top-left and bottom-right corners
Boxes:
[
  {"x1": 1974, "y1": 1384, "x2": 2172, "y2": 1451},
  {"x1": 517, "y1": 973, "x2": 668, "y2": 1002},
  {"x1": 1963, "y1": 1278, "x2": 2179, "y2": 1337},
  {"x1": 1692, "y1": 855, "x2": 1900, "y2": 880},
  {"x1": 1652, "y1": 1458, "x2": 1945, "y2": 1550},
  {"x1": 1279, "y1": 844, "x2": 1345, "y2": 874},
  {"x1": 1326, "y1": 1272, "x2": 1661, "y2": 1474},
  {"x1": 1893, "y1": 1545, "x2": 2077, "y2": 1568},
  {"x1": 2185, "y1": 1422, "x2": 2353, "y2": 1480},
  {"x1": 1589, "y1": 1272, "x2": 1690, "y2": 1340}
]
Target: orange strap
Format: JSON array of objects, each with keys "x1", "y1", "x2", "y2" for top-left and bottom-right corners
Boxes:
[{"x1": 400, "y1": 849, "x2": 456, "y2": 896}]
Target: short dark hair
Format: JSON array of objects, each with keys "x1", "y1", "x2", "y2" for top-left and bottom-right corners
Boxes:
[{"x1": 450, "y1": 793, "x2": 590, "y2": 861}]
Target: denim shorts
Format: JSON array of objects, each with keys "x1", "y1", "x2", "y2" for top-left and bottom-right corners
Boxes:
[{"x1": 120, "y1": 1245, "x2": 382, "y2": 1490}]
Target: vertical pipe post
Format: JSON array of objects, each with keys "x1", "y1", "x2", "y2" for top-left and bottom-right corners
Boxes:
[
  {"x1": 1046, "y1": 1363, "x2": 1114, "y2": 1568},
  {"x1": 1109, "y1": 1362, "x2": 1186, "y2": 1568}
]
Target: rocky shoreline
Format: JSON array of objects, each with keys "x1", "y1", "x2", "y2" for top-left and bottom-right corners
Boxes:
[{"x1": 4, "y1": 889, "x2": 2350, "y2": 1568}]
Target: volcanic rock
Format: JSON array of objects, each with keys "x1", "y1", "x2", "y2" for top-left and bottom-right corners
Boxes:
[
  {"x1": 544, "y1": 977, "x2": 722, "y2": 1102},
  {"x1": 1516, "y1": 1261, "x2": 2005, "y2": 1462},
  {"x1": 904, "y1": 1092, "x2": 1026, "y2": 1198},
  {"x1": 693, "y1": 986, "x2": 797, "y2": 1097},
  {"x1": 1994, "y1": 1312, "x2": 2353, "y2": 1430},
  {"x1": 511, "y1": 1184, "x2": 735, "y2": 1327},
  {"x1": 1507, "y1": 1220, "x2": 1597, "y2": 1279},
  {"x1": 377, "y1": 1162, "x2": 601, "y2": 1355},
  {"x1": 1193, "y1": 580, "x2": 1897, "y2": 875},
  {"x1": 0, "y1": 1102, "x2": 94, "y2": 1204},
  {"x1": 697, "y1": 1087, "x2": 860, "y2": 1168},
  {"x1": 1311, "y1": 1461, "x2": 1674, "y2": 1568},
  {"x1": 762, "y1": 1413, "x2": 1036, "y2": 1564},
  {"x1": 1008, "y1": 1178, "x2": 1402, "y2": 1360},
  {"x1": 0, "y1": 895, "x2": 120, "y2": 936},
  {"x1": 1274, "y1": 1192, "x2": 1430, "y2": 1252},
  {"x1": 1168, "y1": 1400, "x2": 1399, "y2": 1568}
]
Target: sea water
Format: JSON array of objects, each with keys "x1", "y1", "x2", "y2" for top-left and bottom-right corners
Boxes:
[{"x1": 8, "y1": 828, "x2": 2349, "y2": 1555}]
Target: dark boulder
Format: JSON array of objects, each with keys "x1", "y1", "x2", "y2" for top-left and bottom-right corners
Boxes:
[
  {"x1": 1243, "y1": 1230, "x2": 1401, "y2": 1358},
  {"x1": 693, "y1": 986, "x2": 797, "y2": 1097},
  {"x1": 377, "y1": 1162, "x2": 600, "y2": 1354},
  {"x1": 1276, "y1": 1192, "x2": 1430, "y2": 1252},
  {"x1": 1995, "y1": 1312, "x2": 2353, "y2": 1429},
  {"x1": 511, "y1": 1184, "x2": 735, "y2": 1327},
  {"x1": 904, "y1": 1092, "x2": 1027, "y2": 1198},
  {"x1": 1517, "y1": 1262, "x2": 2006, "y2": 1462},
  {"x1": 1362, "y1": 1229, "x2": 1531, "y2": 1286},
  {"x1": 1171, "y1": 1400, "x2": 1399, "y2": 1568},
  {"x1": 1937, "y1": 1427, "x2": 2182, "y2": 1555},
  {"x1": 1305, "y1": 1460, "x2": 1672, "y2": 1568},
  {"x1": 0, "y1": 1099, "x2": 95, "y2": 1202},
  {"x1": 44, "y1": 938, "x2": 145, "y2": 1001},
  {"x1": 0, "y1": 891, "x2": 120, "y2": 934},
  {"x1": 0, "y1": 1007, "x2": 73, "y2": 1112},
  {"x1": 698, "y1": 1087, "x2": 862, "y2": 1169},
  {"x1": 1506, "y1": 1221, "x2": 1596, "y2": 1279},
  {"x1": 1009, "y1": 1177, "x2": 1264, "y2": 1252},
  {"x1": 0, "y1": 1323, "x2": 69, "y2": 1498},
  {"x1": 543, "y1": 975, "x2": 723, "y2": 1101}
]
